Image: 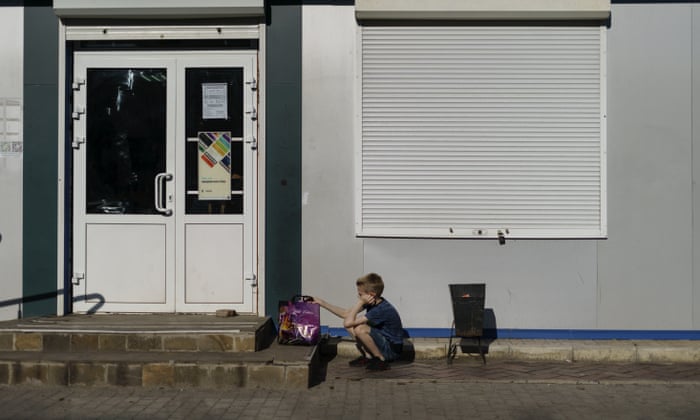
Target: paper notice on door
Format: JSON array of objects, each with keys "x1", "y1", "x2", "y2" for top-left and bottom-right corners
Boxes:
[
  {"x1": 202, "y1": 83, "x2": 228, "y2": 120},
  {"x1": 198, "y1": 131, "x2": 232, "y2": 200}
]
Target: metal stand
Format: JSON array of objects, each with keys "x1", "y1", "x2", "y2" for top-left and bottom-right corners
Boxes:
[
  {"x1": 447, "y1": 323, "x2": 487, "y2": 365},
  {"x1": 447, "y1": 283, "x2": 487, "y2": 365}
]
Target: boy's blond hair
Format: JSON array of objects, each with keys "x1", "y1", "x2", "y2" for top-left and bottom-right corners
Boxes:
[{"x1": 356, "y1": 273, "x2": 384, "y2": 297}]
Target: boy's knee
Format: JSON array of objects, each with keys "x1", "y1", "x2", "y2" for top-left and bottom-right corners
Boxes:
[{"x1": 354, "y1": 324, "x2": 371, "y2": 335}]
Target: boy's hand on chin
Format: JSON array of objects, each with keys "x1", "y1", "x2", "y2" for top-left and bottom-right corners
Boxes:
[{"x1": 362, "y1": 294, "x2": 376, "y2": 306}]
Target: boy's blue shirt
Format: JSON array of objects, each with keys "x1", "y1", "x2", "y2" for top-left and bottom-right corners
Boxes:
[{"x1": 364, "y1": 298, "x2": 404, "y2": 345}]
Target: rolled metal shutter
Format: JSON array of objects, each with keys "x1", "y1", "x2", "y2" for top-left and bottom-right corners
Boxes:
[{"x1": 359, "y1": 25, "x2": 606, "y2": 239}]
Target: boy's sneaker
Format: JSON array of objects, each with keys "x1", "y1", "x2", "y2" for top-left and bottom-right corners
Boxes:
[
  {"x1": 348, "y1": 356, "x2": 370, "y2": 367},
  {"x1": 366, "y1": 358, "x2": 390, "y2": 371}
]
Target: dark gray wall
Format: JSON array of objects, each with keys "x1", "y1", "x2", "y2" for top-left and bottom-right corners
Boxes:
[
  {"x1": 22, "y1": 2, "x2": 58, "y2": 317},
  {"x1": 265, "y1": 2, "x2": 302, "y2": 316}
]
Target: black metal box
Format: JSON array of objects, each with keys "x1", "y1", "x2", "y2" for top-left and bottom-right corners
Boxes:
[{"x1": 449, "y1": 284, "x2": 486, "y2": 338}]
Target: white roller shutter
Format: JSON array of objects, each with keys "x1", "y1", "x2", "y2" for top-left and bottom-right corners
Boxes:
[{"x1": 358, "y1": 25, "x2": 606, "y2": 239}]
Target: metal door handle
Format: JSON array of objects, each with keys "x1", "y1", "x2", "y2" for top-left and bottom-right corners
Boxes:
[{"x1": 154, "y1": 172, "x2": 173, "y2": 216}]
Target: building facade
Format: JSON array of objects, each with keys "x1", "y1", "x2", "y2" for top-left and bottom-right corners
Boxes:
[{"x1": 1, "y1": 0, "x2": 699, "y2": 339}]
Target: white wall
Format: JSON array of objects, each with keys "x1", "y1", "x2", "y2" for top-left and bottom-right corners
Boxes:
[
  {"x1": 599, "y1": 4, "x2": 694, "y2": 329},
  {"x1": 364, "y1": 239, "x2": 597, "y2": 330},
  {"x1": 301, "y1": 5, "x2": 364, "y2": 327},
  {"x1": 301, "y1": 4, "x2": 700, "y2": 333},
  {"x1": 0, "y1": 7, "x2": 23, "y2": 321},
  {"x1": 694, "y1": 6, "x2": 700, "y2": 329}
]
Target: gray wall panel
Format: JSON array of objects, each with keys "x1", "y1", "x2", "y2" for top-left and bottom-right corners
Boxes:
[
  {"x1": 0, "y1": 156, "x2": 22, "y2": 320},
  {"x1": 0, "y1": 6, "x2": 23, "y2": 321},
  {"x1": 300, "y1": 4, "x2": 700, "y2": 333},
  {"x1": 694, "y1": 5, "x2": 700, "y2": 329},
  {"x1": 599, "y1": 4, "x2": 693, "y2": 329},
  {"x1": 301, "y1": 5, "x2": 599, "y2": 330},
  {"x1": 301, "y1": 6, "x2": 364, "y2": 325},
  {"x1": 363, "y1": 239, "x2": 598, "y2": 329}
]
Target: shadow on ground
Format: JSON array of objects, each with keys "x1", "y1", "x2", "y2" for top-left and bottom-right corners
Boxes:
[{"x1": 311, "y1": 335, "x2": 421, "y2": 386}]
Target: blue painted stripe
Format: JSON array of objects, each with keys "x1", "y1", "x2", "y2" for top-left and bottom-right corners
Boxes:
[{"x1": 322, "y1": 327, "x2": 700, "y2": 340}]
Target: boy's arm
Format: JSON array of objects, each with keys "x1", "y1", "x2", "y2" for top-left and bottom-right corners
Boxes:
[
  {"x1": 343, "y1": 299, "x2": 368, "y2": 329},
  {"x1": 312, "y1": 297, "x2": 350, "y2": 319}
]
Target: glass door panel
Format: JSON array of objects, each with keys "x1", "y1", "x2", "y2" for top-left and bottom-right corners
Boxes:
[
  {"x1": 184, "y1": 68, "x2": 244, "y2": 215},
  {"x1": 72, "y1": 53, "x2": 176, "y2": 314},
  {"x1": 72, "y1": 51, "x2": 257, "y2": 314},
  {"x1": 86, "y1": 68, "x2": 167, "y2": 214}
]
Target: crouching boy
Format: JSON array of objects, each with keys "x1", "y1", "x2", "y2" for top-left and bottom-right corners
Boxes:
[{"x1": 313, "y1": 273, "x2": 404, "y2": 371}]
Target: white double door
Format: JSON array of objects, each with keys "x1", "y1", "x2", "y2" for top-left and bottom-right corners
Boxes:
[{"x1": 72, "y1": 51, "x2": 257, "y2": 313}]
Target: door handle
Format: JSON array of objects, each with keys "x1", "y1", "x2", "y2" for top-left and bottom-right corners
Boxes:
[{"x1": 154, "y1": 172, "x2": 173, "y2": 216}]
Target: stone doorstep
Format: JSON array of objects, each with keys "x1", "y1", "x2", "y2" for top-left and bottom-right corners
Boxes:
[
  {"x1": 334, "y1": 338, "x2": 700, "y2": 363},
  {"x1": 0, "y1": 343, "x2": 318, "y2": 389},
  {"x1": 0, "y1": 315, "x2": 277, "y2": 354},
  {"x1": 0, "y1": 332, "x2": 260, "y2": 353}
]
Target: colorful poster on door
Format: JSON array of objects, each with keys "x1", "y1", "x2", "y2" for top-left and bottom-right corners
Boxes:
[{"x1": 198, "y1": 131, "x2": 231, "y2": 200}]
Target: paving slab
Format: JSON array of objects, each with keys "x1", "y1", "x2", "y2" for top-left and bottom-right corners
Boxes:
[{"x1": 1, "y1": 381, "x2": 699, "y2": 419}]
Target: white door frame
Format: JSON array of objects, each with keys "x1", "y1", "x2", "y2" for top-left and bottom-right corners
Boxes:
[
  {"x1": 174, "y1": 52, "x2": 258, "y2": 313},
  {"x1": 70, "y1": 50, "x2": 258, "y2": 314},
  {"x1": 56, "y1": 23, "x2": 268, "y2": 317}
]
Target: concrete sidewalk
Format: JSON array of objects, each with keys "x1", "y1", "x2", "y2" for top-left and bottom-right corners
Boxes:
[
  {"x1": 2, "y1": 380, "x2": 699, "y2": 419},
  {"x1": 334, "y1": 337, "x2": 700, "y2": 363}
]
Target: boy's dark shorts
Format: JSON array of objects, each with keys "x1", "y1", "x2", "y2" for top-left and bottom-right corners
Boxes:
[{"x1": 369, "y1": 328, "x2": 403, "y2": 362}]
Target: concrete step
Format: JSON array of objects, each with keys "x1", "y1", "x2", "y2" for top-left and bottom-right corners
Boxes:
[
  {"x1": 0, "y1": 341, "x2": 321, "y2": 389},
  {"x1": 332, "y1": 337, "x2": 700, "y2": 363},
  {"x1": 0, "y1": 314, "x2": 276, "y2": 354},
  {"x1": 0, "y1": 315, "x2": 326, "y2": 389}
]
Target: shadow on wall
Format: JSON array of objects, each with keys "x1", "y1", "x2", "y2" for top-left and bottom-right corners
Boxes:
[
  {"x1": 0, "y1": 290, "x2": 105, "y2": 317},
  {"x1": 484, "y1": 308, "x2": 498, "y2": 339}
]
